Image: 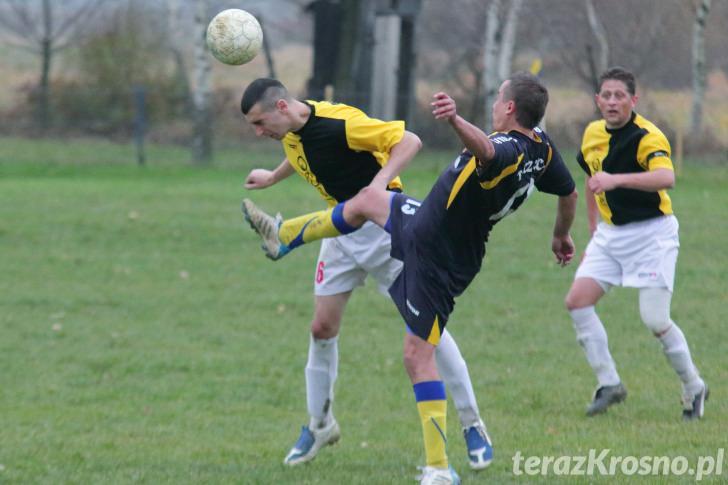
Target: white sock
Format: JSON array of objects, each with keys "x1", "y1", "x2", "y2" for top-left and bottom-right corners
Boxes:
[
  {"x1": 570, "y1": 306, "x2": 621, "y2": 387},
  {"x1": 638, "y1": 287, "x2": 704, "y2": 396},
  {"x1": 436, "y1": 329, "x2": 481, "y2": 428},
  {"x1": 305, "y1": 335, "x2": 338, "y2": 429},
  {"x1": 659, "y1": 324, "x2": 704, "y2": 396}
]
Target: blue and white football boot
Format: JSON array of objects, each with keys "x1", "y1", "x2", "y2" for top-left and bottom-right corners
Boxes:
[
  {"x1": 463, "y1": 419, "x2": 493, "y2": 470},
  {"x1": 283, "y1": 419, "x2": 340, "y2": 466}
]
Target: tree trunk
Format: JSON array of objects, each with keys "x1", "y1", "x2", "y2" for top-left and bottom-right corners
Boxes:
[
  {"x1": 497, "y1": 0, "x2": 523, "y2": 81},
  {"x1": 585, "y1": 0, "x2": 609, "y2": 92},
  {"x1": 306, "y1": 0, "x2": 342, "y2": 99},
  {"x1": 258, "y1": 14, "x2": 277, "y2": 79},
  {"x1": 690, "y1": 0, "x2": 711, "y2": 136},
  {"x1": 396, "y1": 13, "x2": 417, "y2": 124},
  {"x1": 192, "y1": 0, "x2": 213, "y2": 165},
  {"x1": 333, "y1": 0, "x2": 362, "y2": 105},
  {"x1": 38, "y1": 0, "x2": 52, "y2": 132},
  {"x1": 167, "y1": 0, "x2": 192, "y2": 116},
  {"x1": 483, "y1": 0, "x2": 501, "y2": 130}
]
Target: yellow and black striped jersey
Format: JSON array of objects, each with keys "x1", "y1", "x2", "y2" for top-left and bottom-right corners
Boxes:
[
  {"x1": 281, "y1": 101, "x2": 405, "y2": 206},
  {"x1": 577, "y1": 112, "x2": 673, "y2": 225}
]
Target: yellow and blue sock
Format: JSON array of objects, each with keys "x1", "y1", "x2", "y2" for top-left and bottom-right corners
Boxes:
[
  {"x1": 413, "y1": 380, "x2": 448, "y2": 469},
  {"x1": 279, "y1": 202, "x2": 359, "y2": 250}
]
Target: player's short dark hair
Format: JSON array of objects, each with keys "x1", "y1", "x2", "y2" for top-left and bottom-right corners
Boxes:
[
  {"x1": 504, "y1": 72, "x2": 548, "y2": 129},
  {"x1": 241, "y1": 78, "x2": 290, "y2": 114},
  {"x1": 598, "y1": 66, "x2": 636, "y2": 95}
]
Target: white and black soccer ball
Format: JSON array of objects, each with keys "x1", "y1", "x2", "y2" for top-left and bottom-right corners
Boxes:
[{"x1": 206, "y1": 9, "x2": 263, "y2": 66}]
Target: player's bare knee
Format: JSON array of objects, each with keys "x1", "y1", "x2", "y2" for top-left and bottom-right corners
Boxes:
[
  {"x1": 402, "y1": 342, "x2": 422, "y2": 374},
  {"x1": 343, "y1": 194, "x2": 369, "y2": 225},
  {"x1": 565, "y1": 290, "x2": 586, "y2": 311},
  {"x1": 310, "y1": 317, "x2": 339, "y2": 339}
]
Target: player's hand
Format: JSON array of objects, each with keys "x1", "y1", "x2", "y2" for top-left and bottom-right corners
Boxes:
[
  {"x1": 431, "y1": 92, "x2": 457, "y2": 121},
  {"x1": 552, "y1": 234, "x2": 575, "y2": 267},
  {"x1": 244, "y1": 169, "x2": 275, "y2": 189},
  {"x1": 587, "y1": 172, "x2": 618, "y2": 194}
]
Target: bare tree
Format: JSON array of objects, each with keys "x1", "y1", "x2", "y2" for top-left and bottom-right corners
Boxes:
[
  {"x1": 192, "y1": 0, "x2": 213, "y2": 165},
  {"x1": 483, "y1": 0, "x2": 523, "y2": 129},
  {"x1": 498, "y1": 0, "x2": 523, "y2": 80},
  {"x1": 585, "y1": 0, "x2": 609, "y2": 91},
  {"x1": 0, "y1": 0, "x2": 106, "y2": 131},
  {"x1": 538, "y1": 0, "x2": 690, "y2": 93},
  {"x1": 690, "y1": 0, "x2": 712, "y2": 135},
  {"x1": 166, "y1": 0, "x2": 192, "y2": 115}
]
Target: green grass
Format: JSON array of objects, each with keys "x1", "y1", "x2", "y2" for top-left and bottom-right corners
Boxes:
[{"x1": 0, "y1": 136, "x2": 726, "y2": 484}]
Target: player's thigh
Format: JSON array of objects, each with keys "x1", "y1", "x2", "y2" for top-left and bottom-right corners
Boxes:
[
  {"x1": 312, "y1": 292, "x2": 352, "y2": 337},
  {"x1": 314, "y1": 238, "x2": 368, "y2": 296},
  {"x1": 347, "y1": 186, "x2": 394, "y2": 227},
  {"x1": 572, "y1": 236, "x2": 621, "y2": 299},
  {"x1": 621, "y1": 216, "x2": 679, "y2": 292},
  {"x1": 347, "y1": 223, "x2": 403, "y2": 295}
]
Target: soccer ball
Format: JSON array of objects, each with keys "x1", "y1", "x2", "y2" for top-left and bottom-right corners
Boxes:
[{"x1": 206, "y1": 9, "x2": 263, "y2": 66}]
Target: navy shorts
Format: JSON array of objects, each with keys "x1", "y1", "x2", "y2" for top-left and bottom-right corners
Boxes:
[{"x1": 386, "y1": 193, "x2": 454, "y2": 345}]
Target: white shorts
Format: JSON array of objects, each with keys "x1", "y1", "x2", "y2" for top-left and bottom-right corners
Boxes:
[
  {"x1": 314, "y1": 221, "x2": 403, "y2": 296},
  {"x1": 575, "y1": 215, "x2": 680, "y2": 292}
]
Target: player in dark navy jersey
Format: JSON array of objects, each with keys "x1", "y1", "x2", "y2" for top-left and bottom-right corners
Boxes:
[
  {"x1": 243, "y1": 73, "x2": 578, "y2": 484},
  {"x1": 239, "y1": 78, "x2": 493, "y2": 473}
]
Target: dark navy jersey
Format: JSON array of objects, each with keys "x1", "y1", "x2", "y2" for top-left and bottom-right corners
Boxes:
[{"x1": 409, "y1": 128, "x2": 575, "y2": 293}]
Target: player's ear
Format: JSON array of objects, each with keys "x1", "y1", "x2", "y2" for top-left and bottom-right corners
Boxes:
[{"x1": 276, "y1": 98, "x2": 288, "y2": 113}]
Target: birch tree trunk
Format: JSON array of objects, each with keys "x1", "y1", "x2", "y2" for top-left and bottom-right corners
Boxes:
[
  {"x1": 192, "y1": 0, "x2": 213, "y2": 165},
  {"x1": 483, "y1": 0, "x2": 501, "y2": 130},
  {"x1": 690, "y1": 0, "x2": 711, "y2": 136},
  {"x1": 585, "y1": 0, "x2": 609, "y2": 92},
  {"x1": 483, "y1": 0, "x2": 523, "y2": 130},
  {"x1": 166, "y1": 0, "x2": 192, "y2": 115},
  {"x1": 497, "y1": 0, "x2": 523, "y2": 81}
]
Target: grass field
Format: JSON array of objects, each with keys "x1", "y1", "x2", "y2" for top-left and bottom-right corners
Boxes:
[{"x1": 1, "y1": 137, "x2": 726, "y2": 484}]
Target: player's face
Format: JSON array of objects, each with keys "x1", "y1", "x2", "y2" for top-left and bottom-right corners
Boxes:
[
  {"x1": 596, "y1": 79, "x2": 637, "y2": 129},
  {"x1": 491, "y1": 80, "x2": 514, "y2": 131},
  {"x1": 245, "y1": 101, "x2": 291, "y2": 140}
]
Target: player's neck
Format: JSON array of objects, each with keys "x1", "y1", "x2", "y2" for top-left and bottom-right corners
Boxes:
[
  {"x1": 289, "y1": 100, "x2": 312, "y2": 131},
  {"x1": 501, "y1": 121, "x2": 535, "y2": 140}
]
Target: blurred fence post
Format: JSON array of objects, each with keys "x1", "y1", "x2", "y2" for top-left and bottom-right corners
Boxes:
[
  {"x1": 675, "y1": 126, "x2": 684, "y2": 176},
  {"x1": 133, "y1": 85, "x2": 147, "y2": 166}
]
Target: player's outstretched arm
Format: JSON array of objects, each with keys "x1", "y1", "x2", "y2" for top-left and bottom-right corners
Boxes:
[
  {"x1": 431, "y1": 92, "x2": 495, "y2": 163},
  {"x1": 552, "y1": 189, "x2": 578, "y2": 267},
  {"x1": 369, "y1": 130, "x2": 422, "y2": 189},
  {"x1": 244, "y1": 158, "x2": 296, "y2": 189}
]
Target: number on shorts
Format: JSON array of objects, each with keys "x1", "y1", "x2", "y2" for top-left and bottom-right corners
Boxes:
[{"x1": 316, "y1": 261, "x2": 325, "y2": 283}]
